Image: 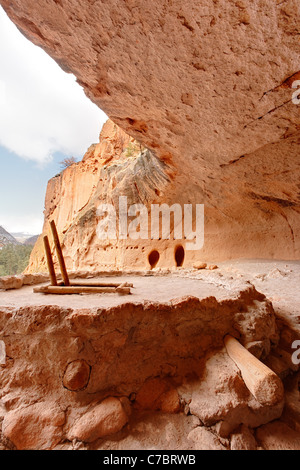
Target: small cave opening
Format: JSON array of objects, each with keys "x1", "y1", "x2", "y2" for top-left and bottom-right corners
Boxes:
[
  {"x1": 148, "y1": 250, "x2": 160, "y2": 269},
  {"x1": 175, "y1": 245, "x2": 185, "y2": 267}
]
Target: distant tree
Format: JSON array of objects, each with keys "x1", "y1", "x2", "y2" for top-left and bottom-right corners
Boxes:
[
  {"x1": 59, "y1": 156, "x2": 77, "y2": 169},
  {"x1": 0, "y1": 244, "x2": 33, "y2": 276}
]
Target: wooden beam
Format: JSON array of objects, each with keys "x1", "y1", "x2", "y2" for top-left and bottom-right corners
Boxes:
[
  {"x1": 50, "y1": 220, "x2": 70, "y2": 286},
  {"x1": 33, "y1": 285, "x2": 131, "y2": 295},
  {"x1": 43, "y1": 235, "x2": 57, "y2": 286},
  {"x1": 224, "y1": 334, "x2": 284, "y2": 406},
  {"x1": 65, "y1": 281, "x2": 134, "y2": 288}
]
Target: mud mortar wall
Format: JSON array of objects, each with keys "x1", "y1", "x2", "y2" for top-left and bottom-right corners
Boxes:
[{"x1": 0, "y1": 285, "x2": 275, "y2": 403}]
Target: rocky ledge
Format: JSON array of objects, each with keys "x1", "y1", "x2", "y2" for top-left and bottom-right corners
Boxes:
[{"x1": 0, "y1": 272, "x2": 299, "y2": 450}]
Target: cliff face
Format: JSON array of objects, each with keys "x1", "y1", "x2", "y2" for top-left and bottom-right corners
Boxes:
[
  {"x1": 27, "y1": 119, "x2": 173, "y2": 272},
  {"x1": 1, "y1": 2, "x2": 300, "y2": 451},
  {"x1": 2, "y1": 0, "x2": 300, "y2": 271},
  {"x1": 28, "y1": 119, "x2": 300, "y2": 273}
]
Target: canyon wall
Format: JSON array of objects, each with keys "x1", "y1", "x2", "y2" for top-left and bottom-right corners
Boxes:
[
  {"x1": 26, "y1": 119, "x2": 176, "y2": 272},
  {"x1": 27, "y1": 118, "x2": 300, "y2": 273},
  {"x1": 1, "y1": 0, "x2": 300, "y2": 271}
]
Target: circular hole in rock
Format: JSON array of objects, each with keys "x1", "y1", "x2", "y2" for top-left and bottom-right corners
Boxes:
[
  {"x1": 148, "y1": 250, "x2": 160, "y2": 269},
  {"x1": 175, "y1": 245, "x2": 185, "y2": 267}
]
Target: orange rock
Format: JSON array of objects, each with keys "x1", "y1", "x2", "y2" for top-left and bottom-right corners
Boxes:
[
  {"x1": 135, "y1": 378, "x2": 169, "y2": 410},
  {"x1": 160, "y1": 389, "x2": 181, "y2": 414},
  {"x1": 2, "y1": 402, "x2": 65, "y2": 450},
  {"x1": 63, "y1": 359, "x2": 91, "y2": 391},
  {"x1": 135, "y1": 378, "x2": 180, "y2": 413}
]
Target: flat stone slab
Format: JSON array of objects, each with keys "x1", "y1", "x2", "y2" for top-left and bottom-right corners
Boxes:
[{"x1": 0, "y1": 271, "x2": 250, "y2": 310}]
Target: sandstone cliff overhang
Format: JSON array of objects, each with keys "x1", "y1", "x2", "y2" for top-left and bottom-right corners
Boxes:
[{"x1": 1, "y1": 0, "x2": 300, "y2": 262}]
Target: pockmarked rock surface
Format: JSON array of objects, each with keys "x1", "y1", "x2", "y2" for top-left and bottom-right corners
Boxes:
[{"x1": 2, "y1": 0, "x2": 299, "y2": 271}]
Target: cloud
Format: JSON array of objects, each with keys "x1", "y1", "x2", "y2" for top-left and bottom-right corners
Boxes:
[
  {"x1": 0, "y1": 212, "x2": 43, "y2": 235},
  {"x1": 0, "y1": 7, "x2": 108, "y2": 163}
]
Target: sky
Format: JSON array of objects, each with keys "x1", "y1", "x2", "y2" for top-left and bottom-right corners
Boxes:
[{"x1": 0, "y1": 6, "x2": 108, "y2": 235}]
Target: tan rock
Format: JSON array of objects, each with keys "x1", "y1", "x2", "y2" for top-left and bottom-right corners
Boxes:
[
  {"x1": 68, "y1": 397, "x2": 128, "y2": 442},
  {"x1": 187, "y1": 427, "x2": 226, "y2": 450},
  {"x1": 208, "y1": 265, "x2": 218, "y2": 270},
  {"x1": 2, "y1": 402, "x2": 65, "y2": 450},
  {"x1": 193, "y1": 263, "x2": 207, "y2": 270},
  {"x1": 189, "y1": 351, "x2": 250, "y2": 427},
  {"x1": 0, "y1": 276, "x2": 23, "y2": 290},
  {"x1": 22, "y1": 273, "x2": 49, "y2": 286},
  {"x1": 256, "y1": 421, "x2": 300, "y2": 450},
  {"x1": 230, "y1": 425, "x2": 257, "y2": 450}
]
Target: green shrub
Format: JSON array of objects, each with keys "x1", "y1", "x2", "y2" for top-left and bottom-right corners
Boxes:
[{"x1": 0, "y1": 244, "x2": 33, "y2": 277}]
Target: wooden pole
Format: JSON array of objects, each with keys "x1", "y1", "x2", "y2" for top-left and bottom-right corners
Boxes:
[
  {"x1": 43, "y1": 235, "x2": 57, "y2": 286},
  {"x1": 50, "y1": 220, "x2": 70, "y2": 286},
  {"x1": 33, "y1": 285, "x2": 131, "y2": 295},
  {"x1": 66, "y1": 281, "x2": 134, "y2": 288},
  {"x1": 224, "y1": 335, "x2": 284, "y2": 406}
]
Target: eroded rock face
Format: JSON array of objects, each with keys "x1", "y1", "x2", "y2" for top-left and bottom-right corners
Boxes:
[
  {"x1": 26, "y1": 119, "x2": 173, "y2": 273},
  {"x1": 2, "y1": 0, "x2": 300, "y2": 267}
]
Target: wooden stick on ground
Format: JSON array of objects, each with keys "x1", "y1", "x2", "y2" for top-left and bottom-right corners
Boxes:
[
  {"x1": 65, "y1": 281, "x2": 134, "y2": 288},
  {"x1": 224, "y1": 334, "x2": 284, "y2": 406},
  {"x1": 50, "y1": 220, "x2": 70, "y2": 286},
  {"x1": 33, "y1": 285, "x2": 131, "y2": 295},
  {"x1": 43, "y1": 235, "x2": 57, "y2": 286}
]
